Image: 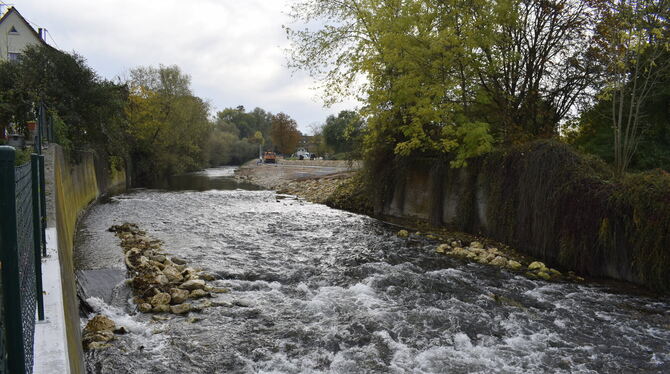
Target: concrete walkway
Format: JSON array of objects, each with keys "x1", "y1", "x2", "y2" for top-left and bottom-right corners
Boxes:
[{"x1": 33, "y1": 228, "x2": 70, "y2": 374}]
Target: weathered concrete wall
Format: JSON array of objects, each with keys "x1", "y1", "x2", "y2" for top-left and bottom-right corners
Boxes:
[
  {"x1": 52, "y1": 146, "x2": 125, "y2": 373},
  {"x1": 379, "y1": 141, "x2": 670, "y2": 292}
]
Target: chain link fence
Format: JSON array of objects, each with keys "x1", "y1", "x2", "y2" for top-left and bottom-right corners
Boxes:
[
  {"x1": 0, "y1": 147, "x2": 46, "y2": 374},
  {"x1": 15, "y1": 163, "x2": 37, "y2": 373}
]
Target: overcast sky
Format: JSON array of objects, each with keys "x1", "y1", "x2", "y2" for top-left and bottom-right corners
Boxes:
[{"x1": 4, "y1": 0, "x2": 357, "y2": 133}]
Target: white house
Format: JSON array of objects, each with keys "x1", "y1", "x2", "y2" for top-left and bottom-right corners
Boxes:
[{"x1": 0, "y1": 6, "x2": 47, "y2": 62}]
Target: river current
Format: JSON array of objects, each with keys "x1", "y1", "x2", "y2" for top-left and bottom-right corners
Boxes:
[{"x1": 74, "y1": 167, "x2": 670, "y2": 373}]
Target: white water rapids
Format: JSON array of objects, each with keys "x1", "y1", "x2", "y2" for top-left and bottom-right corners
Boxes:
[{"x1": 74, "y1": 167, "x2": 670, "y2": 373}]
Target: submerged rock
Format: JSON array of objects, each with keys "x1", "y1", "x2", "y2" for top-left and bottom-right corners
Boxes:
[
  {"x1": 190, "y1": 289, "x2": 210, "y2": 299},
  {"x1": 181, "y1": 279, "x2": 206, "y2": 291},
  {"x1": 200, "y1": 272, "x2": 218, "y2": 281},
  {"x1": 86, "y1": 342, "x2": 112, "y2": 351},
  {"x1": 170, "y1": 256, "x2": 188, "y2": 265},
  {"x1": 170, "y1": 303, "x2": 191, "y2": 314}
]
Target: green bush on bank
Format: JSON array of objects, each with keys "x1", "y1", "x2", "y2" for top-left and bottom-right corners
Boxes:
[{"x1": 14, "y1": 147, "x2": 31, "y2": 166}]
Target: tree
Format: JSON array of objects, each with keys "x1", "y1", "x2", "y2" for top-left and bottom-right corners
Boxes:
[
  {"x1": 270, "y1": 113, "x2": 301, "y2": 155},
  {"x1": 126, "y1": 65, "x2": 210, "y2": 183},
  {"x1": 589, "y1": 0, "x2": 670, "y2": 176},
  {"x1": 286, "y1": 0, "x2": 497, "y2": 167},
  {"x1": 322, "y1": 110, "x2": 365, "y2": 154},
  {"x1": 0, "y1": 61, "x2": 33, "y2": 136},
  {"x1": 475, "y1": 0, "x2": 597, "y2": 142},
  {"x1": 0, "y1": 44, "x2": 129, "y2": 156}
]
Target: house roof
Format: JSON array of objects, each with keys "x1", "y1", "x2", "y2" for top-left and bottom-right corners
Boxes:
[{"x1": 0, "y1": 7, "x2": 47, "y2": 46}]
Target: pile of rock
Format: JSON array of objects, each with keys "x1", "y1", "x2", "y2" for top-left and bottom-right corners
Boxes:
[
  {"x1": 82, "y1": 315, "x2": 126, "y2": 351},
  {"x1": 109, "y1": 223, "x2": 228, "y2": 315},
  {"x1": 276, "y1": 177, "x2": 348, "y2": 203},
  {"x1": 433, "y1": 240, "x2": 569, "y2": 281}
]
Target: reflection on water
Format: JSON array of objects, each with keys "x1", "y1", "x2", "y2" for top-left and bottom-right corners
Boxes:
[{"x1": 150, "y1": 166, "x2": 263, "y2": 192}]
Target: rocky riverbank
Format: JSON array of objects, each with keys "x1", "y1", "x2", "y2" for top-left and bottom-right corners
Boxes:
[{"x1": 81, "y1": 223, "x2": 230, "y2": 350}]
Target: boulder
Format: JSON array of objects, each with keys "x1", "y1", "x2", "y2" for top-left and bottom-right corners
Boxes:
[
  {"x1": 212, "y1": 300, "x2": 233, "y2": 307},
  {"x1": 528, "y1": 261, "x2": 547, "y2": 271},
  {"x1": 162, "y1": 266, "x2": 184, "y2": 283},
  {"x1": 151, "y1": 292, "x2": 171, "y2": 306},
  {"x1": 138, "y1": 303, "x2": 153, "y2": 313},
  {"x1": 211, "y1": 287, "x2": 229, "y2": 294},
  {"x1": 490, "y1": 256, "x2": 508, "y2": 267},
  {"x1": 170, "y1": 288, "x2": 190, "y2": 304},
  {"x1": 154, "y1": 274, "x2": 169, "y2": 286},
  {"x1": 151, "y1": 254, "x2": 167, "y2": 263},
  {"x1": 470, "y1": 241, "x2": 483, "y2": 249},
  {"x1": 189, "y1": 289, "x2": 210, "y2": 299},
  {"x1": 397, "y1": 230, "x2": 409, "y2": 238},
  {"x1": 200, "y1": 272, "x2": 217, "y2": 281},
  {"x1": 476, "y1": 255, "x2": 490, "y2": 264},
  {"x1": 152, "y1": 305, "x2": 171, "y2": 313},
  {"x1": 181, "y1": 279, "x2": 206, "y2": 291},
  {"x1": 149, "y1": 260, "x2": 166, "y2": 271},
  {"x1": 170, "y1": 303, "x2": 191, "y2": 315},
  {"x1": 549, "y1": 268, "x2": 562, "y2": 276},
  {"x1": 536, "y1": 271, "x2": 551, "y2": 281},
  {"x1": 507, "y1": 260, "x2": 523, "y2": 270},
  {"x1": 435, "y1": 244, "x2": 450, "y2": 254},
  {"x1": 84, "y1": 315, "x2": 115, "y2": 334}
]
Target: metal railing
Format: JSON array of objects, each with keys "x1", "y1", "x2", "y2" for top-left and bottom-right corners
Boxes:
[{"x1": 0, "y1": 146, "x2": 46, "y2": 374}]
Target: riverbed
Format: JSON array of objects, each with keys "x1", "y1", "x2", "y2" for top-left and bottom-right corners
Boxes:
[{"x1": 74, "y1": 167, "x2": 670, "y2": 373}]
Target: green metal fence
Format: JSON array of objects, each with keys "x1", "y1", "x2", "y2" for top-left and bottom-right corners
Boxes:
[{"x1": 0, "y1": 146, "x2": 46, "y2": 374}]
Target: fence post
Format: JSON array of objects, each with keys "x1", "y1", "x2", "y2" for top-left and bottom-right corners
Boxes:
[
  {"x1": 37, "y1": 103, "x2": 44, "y2": 154},
  {"x1": 38, "y1": 155, "x2": 47, "y2": 256},
  {"x1": 0, "y1": 146, "x2": 27, "y2": 374},
  {"x1": 31, "y1": 154, "x2": 45, "y2": 321}
]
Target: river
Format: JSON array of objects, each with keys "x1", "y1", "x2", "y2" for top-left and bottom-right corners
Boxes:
[{"x1": 74, "y1": 167, "x2": 670, "y2": 373}]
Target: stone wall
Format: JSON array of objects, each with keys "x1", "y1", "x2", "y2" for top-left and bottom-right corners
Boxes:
[{"x1": 53, "y1": 146, "x2": 126, "y2": 373}]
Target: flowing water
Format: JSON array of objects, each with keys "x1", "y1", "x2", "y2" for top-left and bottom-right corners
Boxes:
[{"x1": 75, "y1": 167, "x2": 670, "y2": 374}]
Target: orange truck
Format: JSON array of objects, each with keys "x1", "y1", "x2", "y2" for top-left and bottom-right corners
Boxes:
[{"x1": 263, "y1": 151, "x2": 277, "y2": 164}]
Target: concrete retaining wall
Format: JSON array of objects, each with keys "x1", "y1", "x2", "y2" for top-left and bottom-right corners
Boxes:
[
  {"x1": 377, "y1": 141, "x2": 670, "y2": 292},
  {"x1": 39, "y1": 145, "x2": 125, "y2": 373}
]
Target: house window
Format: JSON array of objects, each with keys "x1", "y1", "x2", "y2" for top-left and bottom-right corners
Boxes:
[
  {"x1": 9, "y1": 26, "x2": 18, "y2": 34},
  {"x1": 8, "y1": 52, "x2": 21, "y2": 62}
]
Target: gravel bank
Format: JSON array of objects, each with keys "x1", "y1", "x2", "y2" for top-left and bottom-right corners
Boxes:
[{"x1": 233, "y1": 160, "x2": 359, "y2": 203}]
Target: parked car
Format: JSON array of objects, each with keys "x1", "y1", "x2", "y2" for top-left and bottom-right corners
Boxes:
[{"x1": 295, "y1": 148, "x2": 310, "y2": 160}]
